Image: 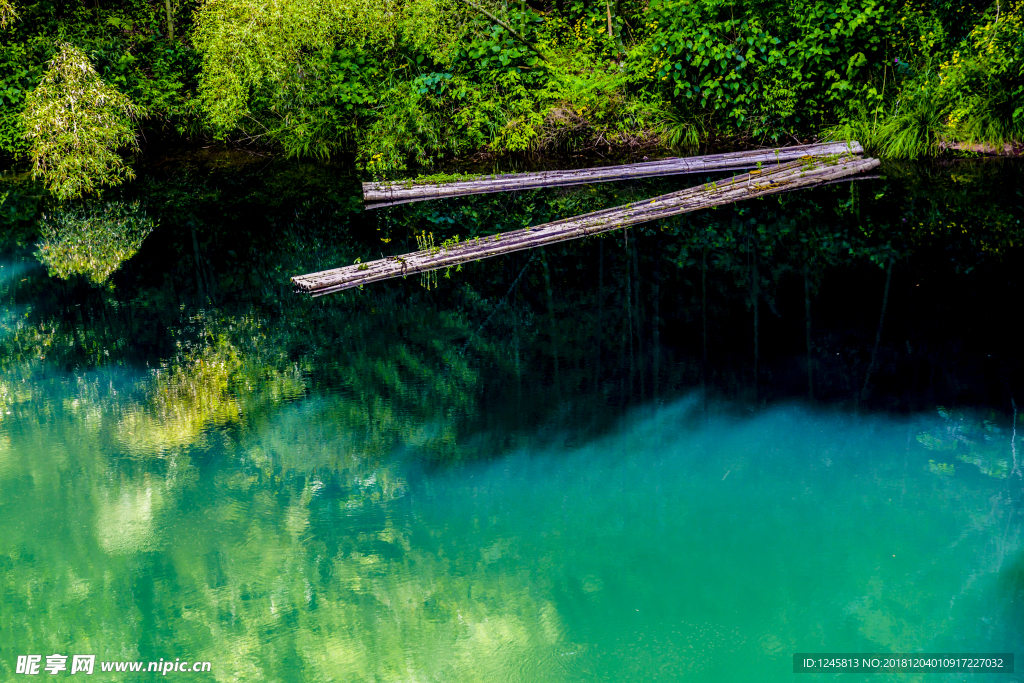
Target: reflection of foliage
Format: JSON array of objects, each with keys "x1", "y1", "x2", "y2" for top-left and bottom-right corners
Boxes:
[
  {"x1": 116, "y1": 321, "x2": 245, "y2": 456},
  {"x1": 94, "y1": 481, "x2": 168, "y2": 554},
  {"x1": 880, "y1": 160, "x2": 1024, "y2": 262},
  {"x1": 847, "y1": 568, "x2": 954, "y2": 653},
  {"x1": 117, "y1": 313, "x2": 306, "y2": 456},
  {"x1": 35, "y1": 201, "x2": 156, "y2": 284},
  {"x1": 2, "y1": 365, "x2": 1020, "y2": 680},
  {"x1": 22, "y1": 44, "x2": 139, "y2": 200},
  {"x1": 0, "y1": 332, "x2": 563, "y2": 680},
  {"x1": 917, "y1": 406, "x2": 1014, "y2": 479},
  {"x1": 3, "y1": 159, "x2": 1024, "y2": 681}
]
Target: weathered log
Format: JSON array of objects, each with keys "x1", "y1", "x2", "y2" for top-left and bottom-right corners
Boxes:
[
  {"x1": 365, "y1": 168, "x2": 881, "y2": 209},
  {"x1": 363, "y1": 141, "x2": 863, "y2": 206},
  {"x1": 296, "y1": 154, "x2": 879, "y2": 296}
]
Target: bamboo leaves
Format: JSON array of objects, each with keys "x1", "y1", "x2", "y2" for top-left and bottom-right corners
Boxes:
[
  {"x1": 22, "y1": 44, "x2": 139, "y2": 201},
  {"x1": 192, "y1": 0, "x2": 354, "y2": 135}
]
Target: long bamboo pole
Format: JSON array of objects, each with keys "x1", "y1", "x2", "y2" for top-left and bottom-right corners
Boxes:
[
  {"x1": 164, "y1": 0, "x2": 174, "y2": 41},
  {"x1": 363, "y1": 141, "x2": 863, "y2": 206},
  {"x1": 296, "y1": 154, "x2": 879, "y2": 296}
]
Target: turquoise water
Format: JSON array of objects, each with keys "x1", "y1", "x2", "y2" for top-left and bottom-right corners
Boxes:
[
  {"x1": 2, "y1": 157, "x2": 1024, "y2": 680},
  {"x1": 2, "y1": 382, "x2": 1021, "y2": 680}
]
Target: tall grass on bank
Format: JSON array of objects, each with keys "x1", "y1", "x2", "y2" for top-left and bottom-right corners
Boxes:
[{"x1": 825, "y1": 84, "x2": 946, "y2": 160}]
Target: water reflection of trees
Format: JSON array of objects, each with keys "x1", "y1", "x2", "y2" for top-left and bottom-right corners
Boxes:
[
  {"x1": 3, "y1": 157, "x2": 1024, "y2": 447},
  {"x1": 2, "y1": 383, "x2": 1022, "y2": 680},
  {"x1": 917, "y1": 406, "x2": 1023, "y2": 479},
  {"x1": 35, "y1": 201, "x2": 155, "y2": 284},
  {"x1": 5, "y1": 157, "x2": 1024, "y2": 681},
  {"x1": 0, "y1": 365, "x2": 566, "y2": 681}
]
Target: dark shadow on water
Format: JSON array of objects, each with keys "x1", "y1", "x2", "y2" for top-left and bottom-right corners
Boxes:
[{"x1": 2, "y1": 155, "x2": 1024, "y2": 462}]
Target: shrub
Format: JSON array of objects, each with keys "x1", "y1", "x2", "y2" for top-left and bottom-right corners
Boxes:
[
  {"x1": 0, "y1": 0, "x2": 16, "y2": 28},
  {"x1": 22, "y1": 44, "x2": 139, "y2": 200},
  {"x1": 936, "y1": 3, "x2": 1024, "y2": 146}
]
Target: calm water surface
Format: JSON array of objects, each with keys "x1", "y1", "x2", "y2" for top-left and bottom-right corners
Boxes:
[{"x1": 1, "y1": 156, "x2": 1023, "y2": 681}]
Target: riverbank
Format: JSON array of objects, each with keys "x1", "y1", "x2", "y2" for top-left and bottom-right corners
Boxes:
[{"x1": 2, "y1": 0, "x2": 1022, "y2": 200}]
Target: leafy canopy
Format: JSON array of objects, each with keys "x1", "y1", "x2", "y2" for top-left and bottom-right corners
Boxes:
[
  {"x1": 191, "y1": 0, "x2": 467, "y2": 135},
  {"x1": 937, "y1": 4, "x2": 1024, "y2": 145},
  {"x1": 22, "y1": 44, "x2": 139, "y2": 201}
]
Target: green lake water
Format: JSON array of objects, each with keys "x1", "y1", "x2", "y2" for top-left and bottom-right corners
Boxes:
[{"x1": 1, "y1": 156, "x2": 1024, "y2": 680}]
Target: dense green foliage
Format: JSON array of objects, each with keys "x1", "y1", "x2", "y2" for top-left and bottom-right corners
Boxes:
[
  {"x1": 0, "y1": 0, "x2": 1021, "y2": 197},
  {"x1": 22, "y1": 43, "x2": 140, "y2": 199},
  {"x1": 0, "y1": 0, "x2": 15, "y2": 28}
]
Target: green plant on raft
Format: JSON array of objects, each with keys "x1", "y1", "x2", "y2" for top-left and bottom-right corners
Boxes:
[
  {"x1": 411, "y1": 172, "x2": 485, "y2": 185},
  {"x1": 415, "y1": 230, "x2": 437, "y2": 254},
  {"x1": 441, "y1": 234, "x2": 460, "y2": 251},
  {"x1": 21, "y1": 44, "x2": 139, "y2": 201},
  {"x1": 35, "y1": 201, "x2": 156, "y2": 284}
]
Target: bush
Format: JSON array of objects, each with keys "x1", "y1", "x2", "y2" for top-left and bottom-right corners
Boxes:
[
  {"x1": 22, "y1": 44, "x2": 139, "y2": 200},
  {"x1": 936, "y1": 3, "x2": 1024, "y2": 146}
]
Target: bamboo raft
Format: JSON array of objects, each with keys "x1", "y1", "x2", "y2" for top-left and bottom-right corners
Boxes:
[
  {"x1": 295, "y1": 153, "x2": 879, "y2": 296},
  {"x1": 363, "y1": 141, "x2": 863, "y2": 207}
]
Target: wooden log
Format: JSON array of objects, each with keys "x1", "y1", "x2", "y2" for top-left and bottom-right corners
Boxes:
[
  {"x1": 364, "y1": 168, "x2": 881, "y2": 209},
  {"x1": 363, "y1": 141, "x2": 863, "y2": 206},
  {"x1": 296, "y1": 154, "x2": 879, "y2": 296}
]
